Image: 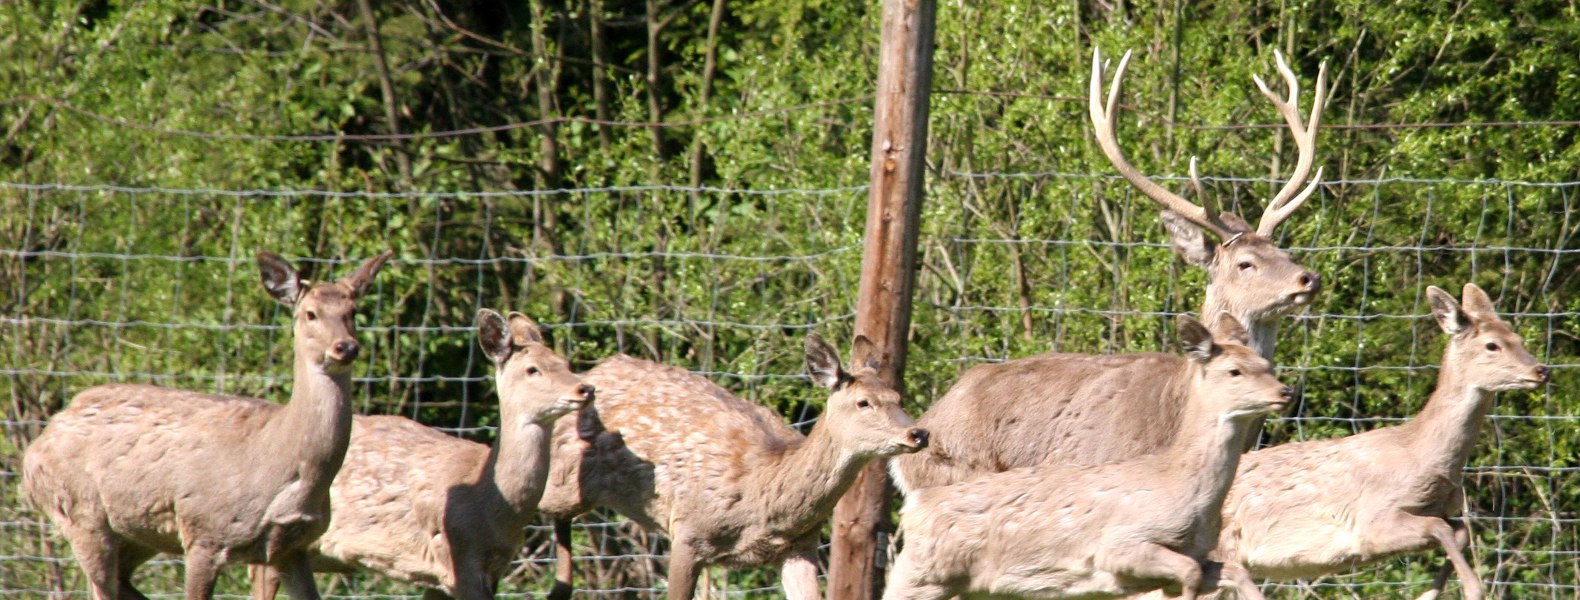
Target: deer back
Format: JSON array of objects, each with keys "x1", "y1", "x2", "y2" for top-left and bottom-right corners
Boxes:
[
  {"x1": 540, "y1": 355, "x2": 800, "y2": 524},
  {"x1": 892, "y1": 351, "x2": 1191, "y2": 494}
]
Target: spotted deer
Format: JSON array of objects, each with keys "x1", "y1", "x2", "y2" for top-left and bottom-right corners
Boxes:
[
  {"x1": 1183, "y1": 284, "x2": 1549, "y2": 600},
  {"x1": 538, "y1": 335, "x2": 930, "y2": 600},
  {"x1": 22, "y1": 250, "x2": 392, "y2": 600},
  {"x1": 891, "y1": 48, "x2": 1325, "y2": 494},
  {"x1": 884, "y1": 314, "x2": 1292, "y2": 600},
  {"x1": 249, "y1": 310, "x2": 594, "y2": 600}
]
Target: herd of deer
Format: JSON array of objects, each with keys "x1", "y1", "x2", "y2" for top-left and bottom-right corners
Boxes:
[{"x1": 20, "y1": 49, "x2": 1550, "y2": 600}]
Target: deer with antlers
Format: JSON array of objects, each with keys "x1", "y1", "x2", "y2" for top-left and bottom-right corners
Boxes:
[{"x1": 891, "y1": 48, "x2": 1327, "y2": 494}]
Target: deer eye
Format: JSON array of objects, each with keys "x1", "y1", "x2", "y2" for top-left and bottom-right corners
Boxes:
[
  {"x1": 1237, "y1": 261, "x2": 1254, "y2": 271},
  {"x1": 857, "y1": 399, "x2": 872, "y2": 409},
  {"x1": 1485, "y1": 342, "x2": 1501, "y2": 352},
  {"x1": 304, "y1": 310, "x2": 318, "y2": 321},
  {"x1": 526, "y1": 366, "x2": 542, "y2": 376},
  {"x1": 1229, "y1": 369, "x2": 1243, "y2": 377}
]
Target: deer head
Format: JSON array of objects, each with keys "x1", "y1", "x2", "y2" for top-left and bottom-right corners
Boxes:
[
  {"x1": 1426, "y1": 284, "x2": 1549, "y2": 392},
  {"x1": 1178, "y1": 312, "x2": 1293, "y2": 419},
  {"x1": 257, "y1": 250, "x2": 393, "y2": 375},
  {"x1": 804, "y1": 334, "x2": 929, "y2": 457},
  {"x1": 478, "y1": 309, "x2": 594, "y2": 423},
  {"x1": 1091, "y1": 49, "x2": 1324, "y2": 331}
]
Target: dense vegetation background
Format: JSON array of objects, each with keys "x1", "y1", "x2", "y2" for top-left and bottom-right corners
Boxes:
[{"x1": 2, "y1": 0, "x2": 1577, "y2": 597}]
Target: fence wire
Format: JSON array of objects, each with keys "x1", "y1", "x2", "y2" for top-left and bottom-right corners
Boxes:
[{"x1": 3, "y1": 173, "x2": 1578, "y2": 599}]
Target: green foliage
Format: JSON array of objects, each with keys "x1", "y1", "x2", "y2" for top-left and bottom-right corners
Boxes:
[{"x1": 2, "y1": 0, "x2": 1577, "y2": 597}]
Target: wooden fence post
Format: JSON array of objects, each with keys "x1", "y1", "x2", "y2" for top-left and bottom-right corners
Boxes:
[{"x1": 828, "y1": 0, "x2": 936, "y2": 598}]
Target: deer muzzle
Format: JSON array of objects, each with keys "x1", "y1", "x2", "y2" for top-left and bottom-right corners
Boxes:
[
  {"x1": 329, "y1": 340, "x2": 361, "y2": 363},
  {"x1": 1290, "y1": 271, "x2": 1321, "y2": 305},
  {"x1": 566, "y1": 383, "x2": 596, "y2": 407}
]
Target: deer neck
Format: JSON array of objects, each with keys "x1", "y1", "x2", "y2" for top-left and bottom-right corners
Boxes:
[
  {"x1": 1164, "y1": 386, "x2": 1257, "y2": 518},
  {"x1": 482, "y1": 401, "x2": 555, "y2": 521},
  {"x1": 260, "y1": 354, "x2": 355, "y2": 484},
  {"x1": 747, "y1": 423, "x2": 867, "y2": 537},
  {"x1": 1200, "y1": 291, "x2": 1280, "y2": 361},
  {"x1": 1402, "y1": 364, "x2": 1492, "y2": 477}
]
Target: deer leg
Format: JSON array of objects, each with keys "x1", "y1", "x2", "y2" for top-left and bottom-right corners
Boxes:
[
  {"x1": 1117, "y1": 542, "x2": 1204, "y2": 600},
  {"x1": 274, "y1": 551, "x2": 322, "y2": 600},
  {"x1": 781, "y1": 542, "x2": 822, "y2": 600},
  {"x1": 1415, "y1": 525, "x2": 1469, "y2": 600},
  {"x1": 250, "y1": 564, "x2": 282, "y2": 600},
  {"x1": 696, "y1": 567, "x2": 712, "y2": 600},
  {"x1": 880, "y1": 541, "x2": 952, "y2": 600},
  {"x1": 1220, "y1": 561, "x2": 1263, "y2": 600},
  {"x1": 118, "y1": 544, "x2": 156, "y2": 600},
  {"x1": 447, "y1": 553, "x2": 497, "y2": 600},
  {"x1": 1411, "y1": 517, "x2": 1481, "y2": 600},
  {"x1": 1381, "y1": 513, "x2": 1480, "y2": 600},
  {"x1": 1415, "y1": 563, "x2": 1455, "y2": 600},
  {"x1": 548, "y1": 518, "x2": 575, "y2": 600},
  {"x1": 181, "y1": 544, "x2": 221, "y2": 600},
  {"x1": 665, "y1": 540, "x2": 701, "y2": 600},
  {"x1": 59, "y1": 523, "x2": 119, "y2": 600}
]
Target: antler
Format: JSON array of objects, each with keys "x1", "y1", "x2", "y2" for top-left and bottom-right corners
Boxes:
[
  {"x1": 1252, "y1": 50, "x2": 1327, "y2": 237},
  {"x1": 1089, "y1": 48, "x2": 1237, "y2": 242}
]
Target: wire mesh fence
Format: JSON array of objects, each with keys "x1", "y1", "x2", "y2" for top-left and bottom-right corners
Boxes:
[{"x1": 3, "y1": 170, "x2": 1577, "y2": 598}]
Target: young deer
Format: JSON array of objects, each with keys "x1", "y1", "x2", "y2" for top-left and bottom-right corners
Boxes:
[
  {"x1": 883, "y1": 314, "x2": 1292, "y2": 600},
  {"x1": 891, "y1": 48, "x2": 1325, "y2": 494},
  {"x1": 22, "y1": 250, "x2": 392, "y2": 600},
  {"x1": 249, "y1": 310, "x2": 594, "y2": 600},
  {"x1": 1197, "y1": 284, "x2": 1549, "y2": 600},
  {"x1": 538, "y1": 335, "x2": 930, "y2": 600}
]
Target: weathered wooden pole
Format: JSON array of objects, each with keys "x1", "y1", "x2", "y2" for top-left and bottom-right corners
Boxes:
[{"x1": 828, "y1": 0, "x2": 935, "y2": 598}]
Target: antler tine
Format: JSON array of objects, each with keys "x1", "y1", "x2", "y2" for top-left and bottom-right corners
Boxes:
[
  {"x1": 1253, "y1": 50, "x2": 1329, "y2": 236},
  {"x1": 1188, "y1": 156, "x2": 1216, "y2": 219},
  {"x1": 1089, "y1": 48, "x2": 1234, "y2": 241},
  {"x1": 1257, "y1": 166, "x2": 1322, "y2": 237}
]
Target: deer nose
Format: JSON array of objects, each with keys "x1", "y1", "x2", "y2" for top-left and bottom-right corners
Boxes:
[
  {"x1": 332, "y1": 340, "x2": 360, "y2": 361},
  {"x1": 1280, "y1": 386, "x2": 1295, "y2": 401},
  {"x1": 1535, "y1": 365, "x2": 1550, "y2": 382},
  {"x1": 576, "y1": 383, "x2": 596, "y2": 400},
  {"x1": 1298, "y1": 271, "x2": 1320, "y2": 292},
  {"x1": 907, "y1": 428, "x2": 930, "y2": 449}
]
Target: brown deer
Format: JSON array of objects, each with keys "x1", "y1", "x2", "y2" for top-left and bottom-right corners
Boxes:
[
  {"x1": 1191, "y1": 284, "x2": 1548, "y2": 600},
  {"x1": 21, "y1": 250, "x2": 392, "y2": 600},
  {"x1": 883, "y1": 314, "x2": 1292, "y2": 600},
  {"x1": 538, "y1": 335, "x2": 930, "y2": 600},
  {"x1": 891, "y1": 48, "x2": 1325, "y2": 494},
  {"x1": 249, "y1": 309, "x2": 594, "y2": 600}
]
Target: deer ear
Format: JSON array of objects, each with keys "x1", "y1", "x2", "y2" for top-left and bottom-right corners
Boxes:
[
  {"x1": 1178, "y1": 315, "x2": 1218, "y2": 363},
  {"x1": 477, "y1": 309, "x2": 512, "y2": 362},
  {"x1": 850, "y1": 334, "x2": 885, "y2": 373},
  {"x1": 257, "y1": 251, "x2": 305, "y2": 306},
  {"x1": 804, "y1": 334, "x2": 849, "y2": 390},
  {"x1": 1160, "y1": 211, "x2": 1216, "y2": 267},
  {"x1": 341, "y1": 250, "x2": 394, "y2": 298},
  {"x1": 1213, "y1": 312, "x2": 1250, "y2": 346},
  {"x1": 1459, "y1": 283, "x2": 1497, "y2": 321},
  {"x1": 1426, "y1": 285, "x2": 1471, "y2": 335},
  {"x1": 507, "y1": 311, "x2": 545, "y2": 346}
]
